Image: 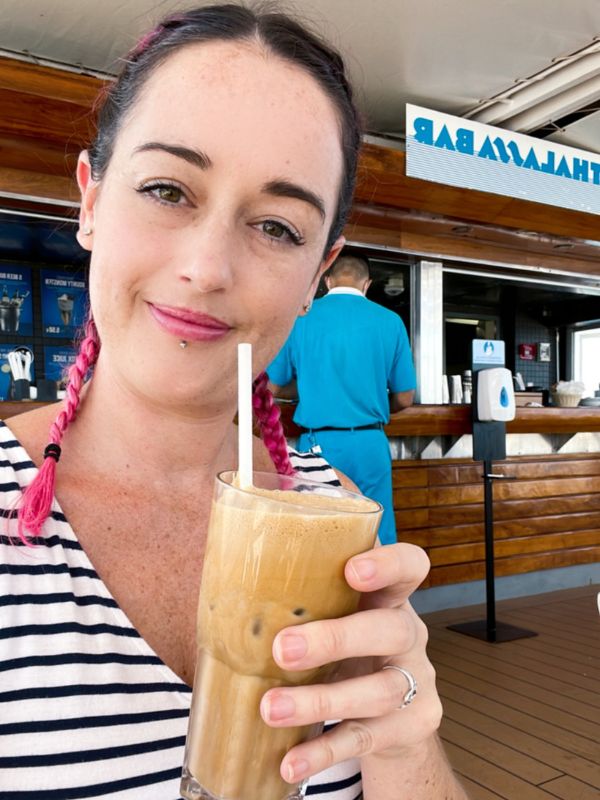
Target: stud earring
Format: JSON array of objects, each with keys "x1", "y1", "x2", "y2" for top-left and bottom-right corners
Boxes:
[
  {"x1": 81, "y1": 226, "x2": 93, "y2": 236},
  {"x1": 303, "y1": 300, "x2": 312, "y2": 313}
]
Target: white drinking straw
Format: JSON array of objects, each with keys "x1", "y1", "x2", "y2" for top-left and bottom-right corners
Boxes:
[{"x1": 237, "y1": 342, "x2": 253, "y2": 489}]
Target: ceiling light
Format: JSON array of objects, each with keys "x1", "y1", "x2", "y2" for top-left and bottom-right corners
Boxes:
[
  {"x1": 384, "y1": 276, "x2": 405, "y2": 296},
  {"x1": 446, "y1": 318, "x2": 481, "y2": 325}
]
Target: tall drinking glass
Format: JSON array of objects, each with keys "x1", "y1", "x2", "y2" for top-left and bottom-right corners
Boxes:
[{"x1": 180, "y1": 469, "x2": 382, "y2": 800}]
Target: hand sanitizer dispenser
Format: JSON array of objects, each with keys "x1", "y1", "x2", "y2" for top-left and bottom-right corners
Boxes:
[{"x1": 477, "y1": 368, "x2": 515, "y2": 422}]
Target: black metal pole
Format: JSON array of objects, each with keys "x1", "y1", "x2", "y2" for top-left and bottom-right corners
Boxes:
[{"x1": 483, "y1": 459, "x2": 497, "y2": 642}]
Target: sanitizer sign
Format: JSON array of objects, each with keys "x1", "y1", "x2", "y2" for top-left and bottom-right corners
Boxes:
[
  {"x1": 406, "y1": 104, "x2": 600, "y2": 215},
  {"x1": 473, "y1": 339, "x2": 505, "y2": 367}
]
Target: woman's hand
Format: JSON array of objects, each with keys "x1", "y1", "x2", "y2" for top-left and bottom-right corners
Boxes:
[{"x1": 260, "y1": 543, "x2": 444, "y2": 785}]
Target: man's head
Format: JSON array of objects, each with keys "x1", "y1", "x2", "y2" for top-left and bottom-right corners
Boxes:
[{"x1": 325, "y1": 254, "x2": 371, "y2": 294}]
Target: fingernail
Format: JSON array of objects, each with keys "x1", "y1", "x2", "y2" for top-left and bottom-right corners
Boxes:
[
  {"x1": 264, "y1": 692, "x2": 296, "y2": 722},
  {"x1": 284, "y1": 758, "x2": 310, "y2": 783},
  {"x1": 275, "y1": 633, "x2": 307, "y2": 664},
  {"x1": 350, "y1": 557, "x2": 376, "y2": 582}
]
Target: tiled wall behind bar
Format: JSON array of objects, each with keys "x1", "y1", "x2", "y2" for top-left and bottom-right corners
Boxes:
[{"x1": 514, "y1": 311, "x2": 556, "y2": 389}]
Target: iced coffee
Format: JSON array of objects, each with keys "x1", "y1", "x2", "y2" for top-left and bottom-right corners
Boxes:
[{"x1": 180, "y1": 470, "x2": 381, "y2": 800}]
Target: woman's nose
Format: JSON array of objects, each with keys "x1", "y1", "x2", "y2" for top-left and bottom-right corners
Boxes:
[{"x1": 176, "y1": 219, "x2": 235, "y2": 292}]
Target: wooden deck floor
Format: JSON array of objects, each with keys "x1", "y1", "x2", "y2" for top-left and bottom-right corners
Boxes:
[{"x1": 422, "y1": 585, "x2": 600, "y2": 799}]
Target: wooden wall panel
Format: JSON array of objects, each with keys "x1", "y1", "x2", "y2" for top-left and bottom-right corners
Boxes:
[
  {"x1": 424, "y1": 547, "x2": 600, "y2": 587},
  {"x1": 393, "y1": 454, "x2": 600, "y2": 587}
]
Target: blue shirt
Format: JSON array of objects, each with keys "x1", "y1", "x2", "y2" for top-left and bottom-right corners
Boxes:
[{"x1": 268, "y1": 288, "x2": 416, "y2": 428}]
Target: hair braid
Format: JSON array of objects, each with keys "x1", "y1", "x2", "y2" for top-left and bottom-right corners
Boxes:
[
  {"x1": 252, "y1": 372, "x2": 295, "y2": 476},
  {"x1": 17, "y1": 317, "x2": 100, "y2": 543}
]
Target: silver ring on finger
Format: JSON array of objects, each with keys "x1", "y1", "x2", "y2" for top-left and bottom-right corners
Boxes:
[{"x1": 382, "y1": 664, "x2": 418, "y2": 709}]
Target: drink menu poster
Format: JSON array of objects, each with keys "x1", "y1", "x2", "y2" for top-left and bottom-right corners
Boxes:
[
  {"x1": 44, "y1": 345, "x2": 77, "y2": 389},
  {"x1": 0, "y1": 343, "x2": 35, "y2": 400},
  {"x1": 41, "y1": 270, "x2": 88, "y2": 338},
  {"x1": 0, "y1": 266, "x2": 34, "y2": 336}
]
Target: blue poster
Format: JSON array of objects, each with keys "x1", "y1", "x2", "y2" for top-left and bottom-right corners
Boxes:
[
  {"x1": 44, "y1": 345, "x2": 77, "y2": 389},
  {"x1": 0, "y1": 265, "x2": 33, "y2": 336},
  {"x1": 0, "y1": 344, "x2": 35, "y2": 400},
  {"x1": 41, "y1": 270, "x2": 88, "y2": 338}
]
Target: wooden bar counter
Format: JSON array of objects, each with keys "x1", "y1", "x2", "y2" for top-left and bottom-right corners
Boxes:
[
  {"x1": 2, "y1": 400, "x2": 599, "y2": 589},
  {"x1": 276, "y1": 402, "x2": 600, "y2": 588},
  {"x1": 277, "y1": 401, "x2": 600, "y2": 438}
]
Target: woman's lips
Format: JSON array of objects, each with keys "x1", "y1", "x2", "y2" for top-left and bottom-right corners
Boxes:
[{"x1": 148, "y1": 303, "x2": 232, "y2": 342}]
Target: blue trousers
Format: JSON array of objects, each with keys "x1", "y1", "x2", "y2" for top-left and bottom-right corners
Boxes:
[{"x1": 297, "y1": 428, "x2": 396, "y2": 546}]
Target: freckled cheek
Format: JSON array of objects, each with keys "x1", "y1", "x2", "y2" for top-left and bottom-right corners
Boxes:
[
  {"x1": 88, "y1": 254, "x2": 141, "y2": 333},
  {"x1": 253, "y1": 288, "x2": 304, "y2": 354}
]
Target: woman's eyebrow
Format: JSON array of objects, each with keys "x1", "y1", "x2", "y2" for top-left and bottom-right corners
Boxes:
[
  {"x1": 262, "y1": 179, "x2": 326, "y2": 220},
  {"x1": 131, "y1": 146, "x2": 326, "y2": 219},
  {"x1": 133, "y1": 141, "x2": 212, "y2": 169}
]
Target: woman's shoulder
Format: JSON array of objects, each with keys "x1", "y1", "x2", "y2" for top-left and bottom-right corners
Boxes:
[
  {"x1": 1, "y1": 403, "x2": 59, "y2": 463},
  {"x1": 287, "y1": 447, "x2": 344, "y2": 487}
]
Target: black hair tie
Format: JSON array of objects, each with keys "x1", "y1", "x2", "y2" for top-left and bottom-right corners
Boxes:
[{"x1": 44, "y1": 443, "x2": 62, "y2": 463}]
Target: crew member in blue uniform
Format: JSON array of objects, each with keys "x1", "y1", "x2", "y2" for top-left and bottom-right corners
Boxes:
[{"x1": 268, "y1": 254, "x2": 416, "y2": 545}]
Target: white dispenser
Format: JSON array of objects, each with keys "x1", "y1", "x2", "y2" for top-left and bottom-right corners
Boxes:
[{"x1": 477, "y1": 367, "x2": 515, "y2": 422}]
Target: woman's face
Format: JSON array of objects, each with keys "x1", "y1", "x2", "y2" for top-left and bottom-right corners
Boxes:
[{"x1": 78, "y1": 40, "x2": 345, "y2": 410}]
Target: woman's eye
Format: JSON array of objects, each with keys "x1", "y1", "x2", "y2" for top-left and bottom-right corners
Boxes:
[
  {"x1": 260, "y1": 220, "x2": 304, "y2": 245},
  {"x1": 137, "y1": 182, "x2": 187, "y2": 206},
  {"x1": 156, "y1": 185, "x2": 183, "y2": 204}
]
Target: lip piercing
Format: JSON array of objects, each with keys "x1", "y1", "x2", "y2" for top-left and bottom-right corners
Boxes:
[{"x1": 179, "y1": 340, "x2": 188, "y2": 349}]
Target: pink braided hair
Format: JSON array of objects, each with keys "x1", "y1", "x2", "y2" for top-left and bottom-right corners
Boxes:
[
  {"x1": 16, "y1": 317, "x2": 100, "y2": 544},
  {"x1": 252, "y1": 372, "x2": 295, "y2": 476}
]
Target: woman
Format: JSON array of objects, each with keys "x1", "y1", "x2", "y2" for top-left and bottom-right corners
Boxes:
[{"x1": 0, "y1": 4, "x2": 468, "y2": 799}]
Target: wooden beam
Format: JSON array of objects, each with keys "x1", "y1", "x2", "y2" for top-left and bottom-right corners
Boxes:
[
  {"x1": 0, "y1": 57, "x2": 106, "y2": 105},
  {"x1": 356, "y1": 143, "x2": 600, "y2": 243},
  {"x1": 0, "y1": 134, "x2": 79, "y2": 176},
  {"x1": 0, "y1": 167, "x2": 78, "y2": 204},
  {"x1": 347, "y1": 210, "x2": 600, "y2": 275},
  {"x1": 0, "y1": 87, "x2": 92, "y2": 148}
]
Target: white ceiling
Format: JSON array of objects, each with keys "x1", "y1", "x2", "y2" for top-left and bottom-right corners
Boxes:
[{"x1": 1, "y1": 0, "x2": 600, "y2": 151}]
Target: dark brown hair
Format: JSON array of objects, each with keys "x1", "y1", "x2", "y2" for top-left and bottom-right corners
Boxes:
[{"x1": 89, "y1": 3, "x2": 362, "y2": 251}]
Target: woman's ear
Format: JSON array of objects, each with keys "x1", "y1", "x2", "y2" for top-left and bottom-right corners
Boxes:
[
  {"x1": 321, "y1": 235, "x2": 346, "y2": 275},
  {"x1": 76, "y1": 151, "x2": 98, "y2": 251},
  {"x1": 301, "y1": 235, "x2": 346, "y2": 312}
]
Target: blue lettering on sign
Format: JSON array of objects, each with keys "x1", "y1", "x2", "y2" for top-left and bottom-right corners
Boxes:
[
  {"x1": 540, "y1": 151, "x2": 555, "y2": 174},
  {"x1": 478, "y1": 136, "x2": 498, "y2": 161},
  {"x1": 455, "y1": 128, "x2": 474, "y2": 154},
  {"x1": 410, "y1": 113, "x2": 600, "y2": 190},
  {"x1": 523, "y1": 149, "x2": 541, "y2": 171},
  {"x1": 555, "y1": 156, "x2": 572, "y2": 179},
  {"x1": 493, "y1": 137, "x2": 511, "y2": 163},
  {"x1": 507, "y1": 141, "x2": 524, "y2": 167},
  {"x1": 435, "y1": 125, "x2": 456, "y2": 150},
  {"x1": 413, "y1": 117, "x2": 434, "y2": 145},
  {"x1": 573, "y1": 158, "x2": 589, "y2": 182}
]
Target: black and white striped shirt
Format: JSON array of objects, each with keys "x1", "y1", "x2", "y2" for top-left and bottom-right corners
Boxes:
[{"x1": 0, "y1": 421, "x2": 362, "y2": 799}]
